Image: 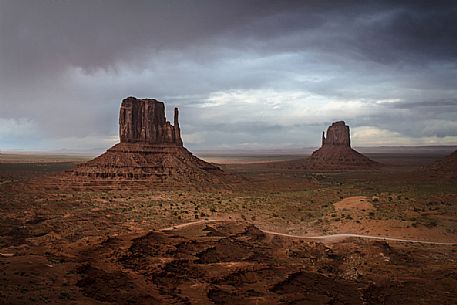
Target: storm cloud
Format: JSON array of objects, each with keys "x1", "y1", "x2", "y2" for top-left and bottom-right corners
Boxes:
[{"x1": 1, "y1": 0, "x2": 456, "y2": 151}]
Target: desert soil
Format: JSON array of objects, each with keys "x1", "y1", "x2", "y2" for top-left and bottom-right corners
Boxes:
[{"x1": 0, "y1": 152, "x2": 456, "y2": 304}]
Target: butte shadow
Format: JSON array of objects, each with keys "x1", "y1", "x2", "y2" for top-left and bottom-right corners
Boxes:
[{"x1": 59, "y1": 97, "x2": 229, "y2": 190}]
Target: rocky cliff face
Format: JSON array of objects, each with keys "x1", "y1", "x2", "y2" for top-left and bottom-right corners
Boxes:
[
  {"x1": 322, "y1": 121, "x2": 351, "y2": 147},
  {"x1": 119, "y1": 97, "x2": 182, "y2": 145}
]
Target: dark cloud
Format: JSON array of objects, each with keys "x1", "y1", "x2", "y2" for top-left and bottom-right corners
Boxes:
[
  {"x1": 0, "y1": 0, "x2": 305, "y2": 77},
  {"x1": 390, "y1": 99, "x2": 457, "y2": 109},
  {"x1": 0, "y1": 0, "x2": 456, "y2": 150},
  {"x1": 2, "y1": 0, "x2": 455, "y2": 76}
]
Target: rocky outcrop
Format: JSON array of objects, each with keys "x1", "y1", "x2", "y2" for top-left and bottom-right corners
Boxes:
[{"x1": 57, "y1": 97, "x2": 226, "y2": 189}]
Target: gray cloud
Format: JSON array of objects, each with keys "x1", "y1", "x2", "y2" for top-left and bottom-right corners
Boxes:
[{"x1": 1, "y1": 0, "x2": 457, "y2": 151}]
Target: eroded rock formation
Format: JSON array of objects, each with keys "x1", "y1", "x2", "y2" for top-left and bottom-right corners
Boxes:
[
  {"x1": 57, "y1": 97, "x2": 226, "y2": 189},
  {"x1": 305, "y1": 121, "x2": 380, "y2": 170},
  {"x1": 119, "y1": 97, "x2": 182, "y2": 145},
  {"x1": 322, "y1": 121, "x2": 351, "y2": 146}
]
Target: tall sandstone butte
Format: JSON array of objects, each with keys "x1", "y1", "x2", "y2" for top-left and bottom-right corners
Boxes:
[
  {"x1": 119, "y1": 97, "x2": 183, "y2": 145},
  {"x1": 305, "y1": 121, "x2": 380, "y2": 170},
  {"x1": 63, "y1": 97, "x2": 225, "y2": 189}
]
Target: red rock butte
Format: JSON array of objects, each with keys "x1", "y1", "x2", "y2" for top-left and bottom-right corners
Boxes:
[
  {"x1": 305, "y1": 121, "x2": 380, "y2": 170},
  {"x1": 58, "y1": 97, "x2": 226, "y2": 189},
  {"x1": 119, "y1": 97, "x2": 183, "y2": 145},
  {"x1": 321, "y1": 121, "x2": 351, "y2": 147}
]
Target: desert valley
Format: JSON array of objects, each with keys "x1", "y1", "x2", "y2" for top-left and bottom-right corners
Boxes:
[
  {"x1": 1, "y1": 1, "x2": 457, "y2": 304},
  {"x1": 0, "y1": 97, "x2": 456, "y2": 305}
]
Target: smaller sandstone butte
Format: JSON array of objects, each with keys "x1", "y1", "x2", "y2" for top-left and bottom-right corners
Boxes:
[
  {"x1": 305, "y1": 121, "x2": 380, "y2": 170},
  {"x1": 276, "y1": 121, "x2": 380, "y2": 171},
  {"x1": 56, "y1": 97, "x2": 226, "y2": 189}
]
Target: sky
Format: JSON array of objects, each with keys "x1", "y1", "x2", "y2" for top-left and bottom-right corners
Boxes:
[{"x1": 1, "y1": 0, "x2": 457, "y2": 152}]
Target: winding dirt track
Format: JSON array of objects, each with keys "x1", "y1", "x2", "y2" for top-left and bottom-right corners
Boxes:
[{"x1": 160, "y1": 219, "x2": 457, "y2": 246}]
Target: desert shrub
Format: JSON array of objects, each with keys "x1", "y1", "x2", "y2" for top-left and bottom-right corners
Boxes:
[
  {"x1": 58, "y1": 292, "x2": 71, "y2": 300},
  {"x1": 424, "y1": 219, "x2": 438, "y2": 228}
]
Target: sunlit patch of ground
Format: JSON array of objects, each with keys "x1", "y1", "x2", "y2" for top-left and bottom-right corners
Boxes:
[{"x1": 334, "y1": 196, "x2": 374, "y2": 212}]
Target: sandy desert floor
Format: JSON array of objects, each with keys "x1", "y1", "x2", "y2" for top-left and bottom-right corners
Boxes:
[{"x1": 0, "y1": 152, "x2": 456, "y2": 304}]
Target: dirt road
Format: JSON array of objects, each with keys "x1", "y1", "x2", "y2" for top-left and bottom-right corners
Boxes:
[{"x1": 160, "y1": 219, "x2": 457, "y2": 245}]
